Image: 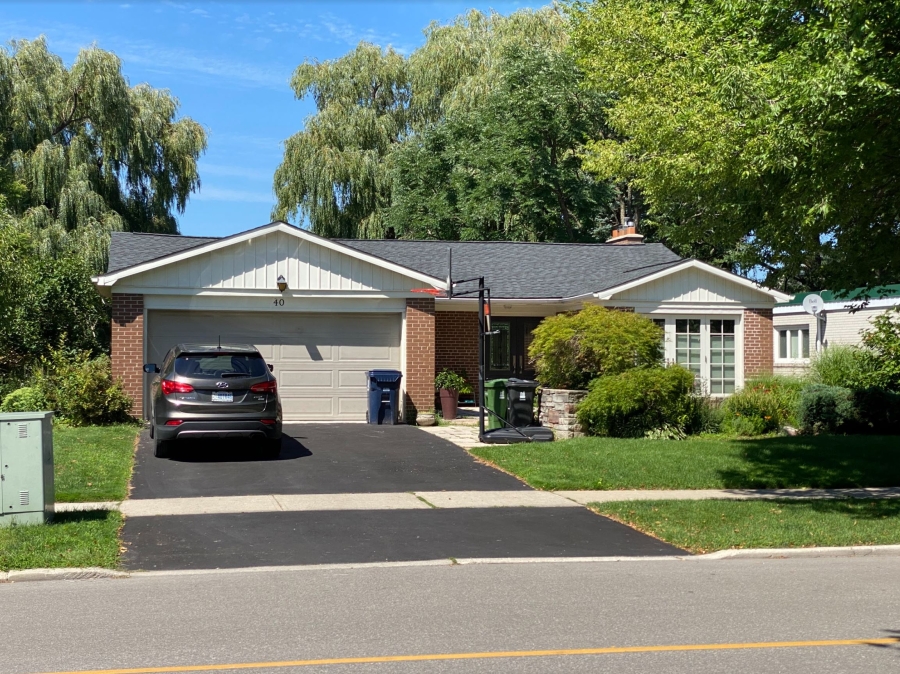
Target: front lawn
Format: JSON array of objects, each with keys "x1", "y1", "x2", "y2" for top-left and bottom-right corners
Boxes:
[
  {"x1": 591, "y1": 499, "x2": 900, "y2": 554},
  {"x1": 0, "y1": 510, "x2": 122, "y2": 570},
  {"x1": 470, "y1": 435, "x2": 900, "y2": 491},
  {"x1": 54, "y1": 424, "x2": 139, "y2": 502}
]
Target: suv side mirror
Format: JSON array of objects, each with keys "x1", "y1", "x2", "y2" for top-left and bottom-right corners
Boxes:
[
  {"x1": 143, "y1": 363, "x2": 160, "y2": 374},
  {"x1": 268, "y1": 363, "x2": 274, "y2": 372}
]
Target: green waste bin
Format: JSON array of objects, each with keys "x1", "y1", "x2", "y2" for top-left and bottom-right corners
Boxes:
[{"x1": 484, "y1": 379, "x2": 509, "y2": 430}]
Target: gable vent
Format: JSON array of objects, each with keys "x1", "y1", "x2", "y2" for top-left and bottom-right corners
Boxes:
[
  {"x1": 19, "y1": 490, "x2": 29, "y2": 506},
  {"x1": 18, "y1": 424, "x2": 28, "y2": 439}
]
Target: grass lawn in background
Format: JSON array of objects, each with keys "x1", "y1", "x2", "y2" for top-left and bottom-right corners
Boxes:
[
  {"x1": 0, "y1": 510, "x2": 122, "y2": 570},
  {"x1": 470, "y1": 435, "x2": 900, "y2": 491},
  {"x1": 591, "y1": 499, "x2": 900, "y2": 554},
  {"x1": 54, "y1": 424, "x2": 139, "y2": 502}
]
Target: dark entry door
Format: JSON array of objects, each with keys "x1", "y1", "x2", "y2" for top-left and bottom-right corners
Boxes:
[{"x1": 487, "y1": 317, "x2": 542, "y2": 380}]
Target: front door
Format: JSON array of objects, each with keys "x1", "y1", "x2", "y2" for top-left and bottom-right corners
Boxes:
[{"x1": 487, "y1": 317, "x2": 543, "y2": 380}]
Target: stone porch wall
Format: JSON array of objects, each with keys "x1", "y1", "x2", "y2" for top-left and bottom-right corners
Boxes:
[{"x1": 539, "y1": 388, "x2": 588, "y2": 440}]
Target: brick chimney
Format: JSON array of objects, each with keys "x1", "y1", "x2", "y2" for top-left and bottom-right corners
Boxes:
[{"x1": 607, "y1": 224, "x2": 645, "y2": 245}]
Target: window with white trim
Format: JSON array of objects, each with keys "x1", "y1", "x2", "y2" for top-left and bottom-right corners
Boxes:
[
  {"x1": 777, "y1": 327, "x2": 810, "y2": 360},
  {"x1": 709, "y1": 319, "x2": 736, "y2": 394}
]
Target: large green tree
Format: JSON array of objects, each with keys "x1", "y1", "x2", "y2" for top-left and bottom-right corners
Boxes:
[
  {"x1": 0, "y1": 38, "x2": 206, "y2": 267},
  {"x1": 570, "y1": 0, "x2": 900, "y2": 292},
  {"x1": 389, "y1": 45, "x2": 614, "y2": 241},
  {"x1": 272, "y1": 8, "x2": 587, "y2": 240}
]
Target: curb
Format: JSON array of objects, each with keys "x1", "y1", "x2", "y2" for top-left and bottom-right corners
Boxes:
[
  {"x1": 4, "y1": 545, "x2": 900, "y2": 582},
  {"x1": 0, "y1": 567, "x2": 129, "y2": 583}
]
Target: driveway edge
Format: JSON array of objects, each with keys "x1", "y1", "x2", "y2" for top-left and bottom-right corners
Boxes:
[{"x1": 4, "y1": 545, "x2": 900, "y2": 582}]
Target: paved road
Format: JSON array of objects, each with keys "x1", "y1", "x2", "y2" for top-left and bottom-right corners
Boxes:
[{"x1": 3, "y1": 557, "x2": 899, "y2": 673}]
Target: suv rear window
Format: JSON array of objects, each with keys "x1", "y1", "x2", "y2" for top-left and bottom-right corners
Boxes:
[{"x1": 174, "y1": 353, "x2": 268, "y2": 379}]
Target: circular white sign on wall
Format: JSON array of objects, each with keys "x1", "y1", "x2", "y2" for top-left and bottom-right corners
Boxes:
[{"x1": 802, "y1": 293, "x2": 824, "y2": 315}]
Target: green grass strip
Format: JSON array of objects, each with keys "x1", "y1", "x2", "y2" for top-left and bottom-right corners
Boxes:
[
  {"x1": 0, "y1": 510, "x2": 123, "y2": 571},
  {"x1": 591, "y1": 499, "x2": 900, "y2": 554},
  {"x1": 54, "y1": 424, "x2": 139, "y2": 502},
  {"x1": 471, "y1": 435, "x2": 900, "y2": 491}
]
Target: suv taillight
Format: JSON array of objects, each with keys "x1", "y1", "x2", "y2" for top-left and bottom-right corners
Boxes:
[
  {"x1": 250, "y1": 380, "x2": 277, "y2": 394},
  {"x1": 161, "y1": 380, "x2": 194, "y2": 395}
]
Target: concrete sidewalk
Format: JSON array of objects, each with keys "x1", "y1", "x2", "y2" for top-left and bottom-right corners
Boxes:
[{"x1": 53, "y1": 486, "x2": 900, "y2": 517}]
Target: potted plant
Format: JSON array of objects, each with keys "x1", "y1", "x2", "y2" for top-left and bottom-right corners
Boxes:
[
  {"x1": 434, "y1": 369, "x2": 471, "y2": 421},
  {"x1": 416, "y1": 409, "x2": 437, "y2": 427}
]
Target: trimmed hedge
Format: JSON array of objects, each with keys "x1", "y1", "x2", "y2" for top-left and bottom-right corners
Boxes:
[{"x1": 577, "y1": 365, "x2": 696, "y2": 437}]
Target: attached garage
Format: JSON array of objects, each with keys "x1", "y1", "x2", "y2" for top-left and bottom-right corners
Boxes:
[{"x1": 145, "y1": 310, "x2": 401, "y2": 421}]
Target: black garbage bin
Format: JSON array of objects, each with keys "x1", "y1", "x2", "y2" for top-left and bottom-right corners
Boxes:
[
  {"x1": 366, "y1": 369, "x2": 403, "y2": 424},
  {"x1": 505, "y1": 378, "x2": 539, "y2": 427}
]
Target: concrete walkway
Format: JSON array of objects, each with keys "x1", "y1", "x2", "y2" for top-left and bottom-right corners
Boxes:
[
  {"x1": 417, "y1": 424, "x2": 488, "y2": 448},
  {"x1": 53, "y1": 486, "x2": 900, "y2": 517}
]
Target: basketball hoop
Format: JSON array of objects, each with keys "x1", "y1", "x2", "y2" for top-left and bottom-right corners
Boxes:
[{"x1": 411, "y1": 288, "x2": 445, "y2": 297}]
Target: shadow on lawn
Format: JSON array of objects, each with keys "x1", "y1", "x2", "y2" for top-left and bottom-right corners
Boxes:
[
  {"x1": 49, "y1": 510, "x2": 117, "y2": 525},
  {"x1": 801, "y1": 499, "x2": 900, "y2": 520},
  {"x1": 716, "y1": 436, "x2": 900, "y2": 489}
]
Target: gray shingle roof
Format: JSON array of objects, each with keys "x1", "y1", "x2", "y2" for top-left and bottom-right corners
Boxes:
[
  {"x1": 339, "y1": 239, "x2": 683, "y2": 299},
  {"x1": 107, "y1": 231, "x2": 219, "y2": 273},
  {"x1": 105, "y1": 229, "x2": 684, "y2": 299}
]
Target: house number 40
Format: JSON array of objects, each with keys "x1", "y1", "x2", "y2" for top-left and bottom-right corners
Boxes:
[{"x1": 273, "y1": 298, "x2": 284, "y2": 306}]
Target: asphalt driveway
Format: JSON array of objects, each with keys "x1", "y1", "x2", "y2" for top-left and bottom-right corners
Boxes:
[
  {"x1": 130, "y1": 424, "x2": 528, "y2": 498},
  {"x1": 122, "y1": 424, "x2": 684, "y2": 570}
]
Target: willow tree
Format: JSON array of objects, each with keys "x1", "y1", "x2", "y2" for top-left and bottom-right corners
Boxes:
[
  {"x1": 272, "y1": 8, "x2": 570, "y2": 239},
  {"x1": 272, "y1": 43, "x2": 409, "y2": 239},
  {"x1": 0, "y1": 38, "x2": 206, "y2": 268}
]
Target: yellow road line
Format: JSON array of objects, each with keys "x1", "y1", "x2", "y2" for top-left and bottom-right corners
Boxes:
[{"x1": 33, "y1": 638, "x2": 900, "y2": 674}]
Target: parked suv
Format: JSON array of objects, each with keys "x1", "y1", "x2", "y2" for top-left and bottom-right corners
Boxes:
[{"x1": 144, "y1": 344, "x2": 283, "y2": 458}]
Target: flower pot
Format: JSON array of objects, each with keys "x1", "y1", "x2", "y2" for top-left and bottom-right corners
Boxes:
[
  {"x1": 416, "y1": 413, "x2": 436, "y2": 427},
  {"x1": 439, "y1": 388, "x2": 459, "y2": 420}
]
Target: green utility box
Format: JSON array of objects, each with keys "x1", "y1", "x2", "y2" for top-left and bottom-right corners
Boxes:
[
  {"x1": 484, "y1": 379, "x2": 509, "y2": 431},
  {"x1": 0, "y1": 412, "x2": 54, "y2": 527}
]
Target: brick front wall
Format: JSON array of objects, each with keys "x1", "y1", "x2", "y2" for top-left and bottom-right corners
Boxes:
[
  {"x1": 435, "y1": 311, "x2": 480, "y2": 395},
  {"x1": 405, "y1": 297, "x2": 436, "y2": 421},
  {"x1": 744, "y1": 307, "x2": 774, "y2": 378},
  {"x1": 112, "y1": 293, "x2": 144, "y2": 418}
]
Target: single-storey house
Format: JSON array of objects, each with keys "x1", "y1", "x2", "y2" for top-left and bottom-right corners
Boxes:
[
  {"x1": 773, "y1": 285, "x2": 900, "y2": 375},
  {"x1": 92, "y1": 221, "x2": 790, "y2": 421}
]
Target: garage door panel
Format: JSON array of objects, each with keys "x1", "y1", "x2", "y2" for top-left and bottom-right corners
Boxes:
[
  {"x1": 147, "y1": 310, "x2": 401, "y2": 420},
  {"x1": 279, "y1": 344, "x2": 333, "y2": 362}
]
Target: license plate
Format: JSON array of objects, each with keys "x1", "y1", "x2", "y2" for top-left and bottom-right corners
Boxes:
[{"x1": 211, "y1": 392, "x2": 233, "y2": 403}]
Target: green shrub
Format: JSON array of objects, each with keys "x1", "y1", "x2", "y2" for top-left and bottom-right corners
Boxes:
[
  {"x1": 577, "y1": 365, "x2": 695, "y2": 437},
  {"x1": 0, "y1": 386, "x2": 48, "y2": 413},
  {"x1": 808, "y1": 345, "x2": 886, "y2": 390},
  {"x1": 434, "y1": 369, "x2": 472, "y2": 394},
  {"x1": 34, "y1": 348, "x2": 132, "y2": 426},
  {"x1": 529, "y1": 305, "x2": 663, "y2": 389},
  {"x1": 849, "y1": 388, "x2": 900, "y2": 435},
  {"x1": 720, "y1": 376, "x2": 804, "y2": 435},
  {"x1": 797, "y1": 383, "x2": 856, "y2": 434},
  {"x1": 861, "y1": 306, "x2": 900, "y2": 390}
]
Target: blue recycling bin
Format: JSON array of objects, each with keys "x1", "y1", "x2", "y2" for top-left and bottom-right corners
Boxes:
[{"x1": 366, "y1": 369, "x2": 403, "y2": 425}]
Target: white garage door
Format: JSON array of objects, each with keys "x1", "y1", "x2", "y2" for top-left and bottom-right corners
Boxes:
[{"x1": 146, "y1": 310, "x2": 402, "y2": 421}]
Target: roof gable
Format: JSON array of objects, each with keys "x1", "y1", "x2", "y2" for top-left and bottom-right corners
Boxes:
[
  {"x1": 95, "y1": 222, "x2": 446, "y2": 291},
  {"x1": 596, "y1": 260, "x2": 791, "y2": 304}
]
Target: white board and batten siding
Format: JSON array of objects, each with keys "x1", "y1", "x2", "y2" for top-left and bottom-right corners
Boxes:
[
  {"x1": 117, "y1": 230, "x2": 419, "y2": 294},
  {"x1": 609, "y1": 267, "x2": 769, "y2": 306}
]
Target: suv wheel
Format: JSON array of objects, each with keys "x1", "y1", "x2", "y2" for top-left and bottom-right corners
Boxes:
[{"x1": 154, "y1": 436, "x2": 172, "y2": 459}]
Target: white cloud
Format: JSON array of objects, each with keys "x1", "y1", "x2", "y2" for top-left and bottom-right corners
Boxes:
[{"x1": 194, "y1": 186, "x2": 274, "y2": 204}]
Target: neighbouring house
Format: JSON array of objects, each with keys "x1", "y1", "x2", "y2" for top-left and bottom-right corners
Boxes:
[
  {"x1": 92, "y1": 221, "x2": 789, "y2": 421},
  {"x1": 773, "y1": 285, "x2": 900, "y2": 375}
]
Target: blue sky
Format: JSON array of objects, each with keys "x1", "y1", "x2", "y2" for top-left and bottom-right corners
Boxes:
[{"x1": 2, "y1": 1, "x2": 531, "y2": 237}]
